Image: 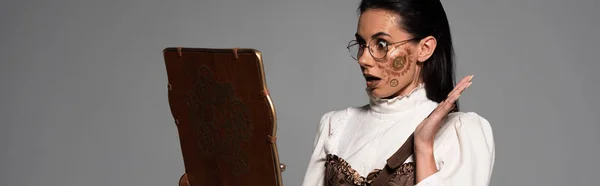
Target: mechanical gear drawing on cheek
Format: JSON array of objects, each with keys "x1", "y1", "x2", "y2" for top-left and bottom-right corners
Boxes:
[
  {"x1": 399, "y1": 48, "x2": 414, "y2": 76},
  {"x1": 378, "y1": 47, "x2": 414, "y2": 87},
  {"x1": 390, "y1": 79, "x2": 399, "y2": 87},
  {"x1": 393, "y1": 57, "x2": 405, "y2": 70}
]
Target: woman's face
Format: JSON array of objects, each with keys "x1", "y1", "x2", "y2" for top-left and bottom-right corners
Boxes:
[{"x1": 356, "y1": 9, "x2": 422, "y2": 99}]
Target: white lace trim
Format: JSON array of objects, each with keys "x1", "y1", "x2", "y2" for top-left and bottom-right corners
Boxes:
[{"x1": 368, "y1": 83, "x2": 425, "y2": 104}]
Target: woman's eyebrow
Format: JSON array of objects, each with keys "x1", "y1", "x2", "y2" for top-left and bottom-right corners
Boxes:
[
  {"x1": 354, "y1": 33, "x2": 364, "y2": 40},
  {"x1": 371, "y1": 32, "x2": 391, "y2": 38},
  {"x1": 355, "y1": 32, "x2": 392, "y2": 41}
]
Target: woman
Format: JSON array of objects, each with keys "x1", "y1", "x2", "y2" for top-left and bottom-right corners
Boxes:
[{"x1": 301, "y1": 0, "x2": 495, "y2": 185}]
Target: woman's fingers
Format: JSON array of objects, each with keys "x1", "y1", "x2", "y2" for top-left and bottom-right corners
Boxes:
[
  {"x1": 428, "y1": 98, "x2": 454, "y2": 123},
  {"x1": 447, "y1": 75, "x2": 473, "y2": 98},
  {"x1": 428, "y1": 77, "x2": 474, "y2": 123}
]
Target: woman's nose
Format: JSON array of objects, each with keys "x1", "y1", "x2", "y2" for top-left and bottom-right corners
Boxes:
[{"x1": 357, "y1": 52, "x2": 374, "y2": 68}]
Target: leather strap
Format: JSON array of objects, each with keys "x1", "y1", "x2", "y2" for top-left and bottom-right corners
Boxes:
[
  {"x1": 387, "y1": 133, "x2": 415, "y2": 168},
  {"x1": 370, "y1": 133, "x2": 415, "y2": 186}
]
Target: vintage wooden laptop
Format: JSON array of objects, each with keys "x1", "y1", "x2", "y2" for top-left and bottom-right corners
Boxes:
[{"x1": 163, "y1": 47, "x2": 284, "y2": 186}]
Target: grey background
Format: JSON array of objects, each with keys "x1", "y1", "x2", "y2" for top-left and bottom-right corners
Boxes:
[{"x1": 1, "y1": 0, "x2": 598, "y2": 185}]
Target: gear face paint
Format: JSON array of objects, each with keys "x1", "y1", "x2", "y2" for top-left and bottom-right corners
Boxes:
[
  {"x1": 390, "y1": 79, "x2": 399, "y2": 87},
  {"x1": 393, "y1": 57, "x2": 405, "y2": 70},
  {"x1": 377, "y1": 47, "x2": 415, "y2": 86}
]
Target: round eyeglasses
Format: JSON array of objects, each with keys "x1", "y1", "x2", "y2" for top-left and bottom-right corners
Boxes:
[{"x1": 347, "y1": 37, "x2": 418, "y2": 61}]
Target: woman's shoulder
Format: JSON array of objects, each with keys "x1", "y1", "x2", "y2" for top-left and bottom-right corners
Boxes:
[
  {"x1": 436, "y1": 111, "x2": 494, "y2": 145},
  {"x1": 319, "y1": 105, "x2": 366, "y2": 122},
  {"x1": 446, "y1": 112, "x2": 491, "y2": 128},
  {"x1": 316, "y1": 106, "x2": 365, "y2": 131}
]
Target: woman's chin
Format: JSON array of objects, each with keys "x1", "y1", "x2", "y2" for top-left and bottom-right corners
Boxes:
[{"x1": 368, "y1": 89, "x2": 393, "y2": 99}]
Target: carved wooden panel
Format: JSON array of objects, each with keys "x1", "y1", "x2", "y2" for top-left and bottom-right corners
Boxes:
[{"x1": 164, "y1": 48, "x2": 282, "y2": 186}]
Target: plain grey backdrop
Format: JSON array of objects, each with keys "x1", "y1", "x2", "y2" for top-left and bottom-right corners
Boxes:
[{"x1": 1, "y1": 0, "x2": 598, "y2": 185}]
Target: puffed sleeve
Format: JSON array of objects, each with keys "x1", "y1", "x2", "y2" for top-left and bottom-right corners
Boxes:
[
  {"x1": 301, "y1": 111, "x2": 334, "y2": 186},
  {"x1": 415, "y1": 112, "x2": 496, "y2": 186}
]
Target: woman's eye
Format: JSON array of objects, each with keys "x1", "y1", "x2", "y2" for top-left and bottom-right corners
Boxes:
[{"x1": 375, "y1": 39, "x2": 389, "y2": 50}]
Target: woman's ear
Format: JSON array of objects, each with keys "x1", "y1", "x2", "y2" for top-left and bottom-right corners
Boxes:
[{"x1": 417, "y1": 36, "x2": 437, "y2": 62}]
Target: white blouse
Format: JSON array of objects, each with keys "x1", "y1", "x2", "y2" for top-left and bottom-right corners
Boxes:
[{"x1": 301, "y1": 86, "x2": 495, "y2": 186}]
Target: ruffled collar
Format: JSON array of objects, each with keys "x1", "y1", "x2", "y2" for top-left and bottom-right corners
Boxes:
[{"x1": 367, "y1": 84, "x2": 429, "y2": 114}]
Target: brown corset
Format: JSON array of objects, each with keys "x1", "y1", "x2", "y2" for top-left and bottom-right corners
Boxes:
[{"x1": 324, "y1": 134, "x2": 416, "y2": 186}]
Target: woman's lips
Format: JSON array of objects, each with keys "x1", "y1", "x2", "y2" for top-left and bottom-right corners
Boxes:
[
  {"x1": 366, "y1": 79, "x2": 381, "y2": 88},
  {"x1": 364, "y1": 74, "x2": 382, "y2": 88}
]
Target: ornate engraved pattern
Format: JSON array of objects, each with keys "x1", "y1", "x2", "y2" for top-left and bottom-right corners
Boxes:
[
  {"x1": 324, "y1": 154, "x2": 415, "y2": 186},
  {"x1": 184, "y1": 65, "x2": 253, "y2": 177}
]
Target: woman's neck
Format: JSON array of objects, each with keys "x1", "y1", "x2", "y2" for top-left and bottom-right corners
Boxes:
[
  {"x1": 383, "y1": 78, "x2": 424, "y2": 99},
  {"x1": 368, "y1": 83, "x2": 428, "y2": 114}
]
